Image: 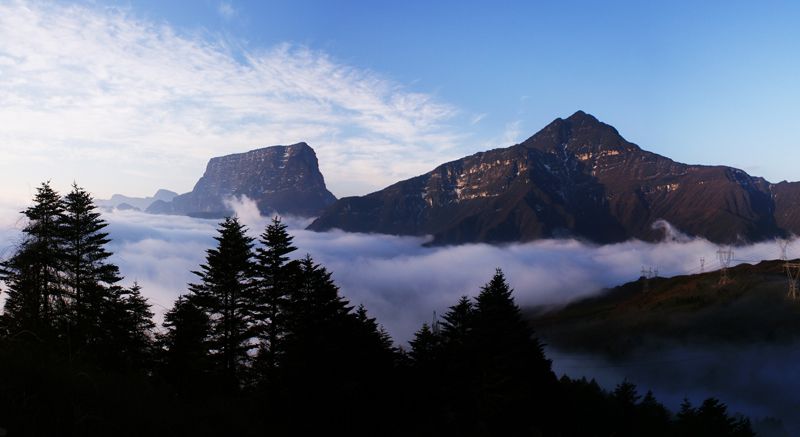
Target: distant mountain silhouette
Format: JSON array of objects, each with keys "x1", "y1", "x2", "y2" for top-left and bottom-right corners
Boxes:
[
  {"x1": 147, "y1": 143, "x2": 336, "y2": 218},
  {"x1": 309, "y1": 111, "x2": 798, "y2": 245},
  {"x1": 97, "y1": 189, "x2": 177, "y2": 211}
]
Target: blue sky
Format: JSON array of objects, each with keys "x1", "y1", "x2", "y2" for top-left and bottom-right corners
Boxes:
[{"x1": 1, "y1": 0, "x2": 799, "y2": 203}]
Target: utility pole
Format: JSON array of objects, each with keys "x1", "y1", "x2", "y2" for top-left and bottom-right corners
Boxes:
[{"x1": 717, "y1": 247, "x2": 734, "y2": 286}]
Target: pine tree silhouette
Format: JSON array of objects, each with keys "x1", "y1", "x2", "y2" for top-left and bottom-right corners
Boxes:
[
  {"x1": 61, "y1": 183, "x2": 123, "y2": 351},
  {"x1": 409, "y1": 322, "x2": 441, "y2": 366},
  {"x1": 102, "y1": 282, "x2": 155, "y2": 369},
  {"x1": 471, "y1": 269, "x2": 557, "y2": 434},
  {"x1": 252, "y1": 216, "x2": 298, "y2": 376},
  {"x1": 158, "y1": 294, "x2": 213, "y2": 395},
  {"x1": 189, "y1": 216, "x2": 255, "y2": 390},
  {"x1": 0, "y1": 181, "x2": 65, "y2": 339}
]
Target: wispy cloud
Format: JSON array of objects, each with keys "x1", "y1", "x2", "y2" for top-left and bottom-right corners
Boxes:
[
  {"x1": 217, "y1": 1, "x2": 236, "y2": 20},
  {"x1": 502, "y1": 120, "x2": 523, "y2": 144},
  {"x1": 0, "y1": 1, "x2": 465, "y2": 199},
  {"x1": 470, "y1": 113, "x2": 487, "y2": 125}
]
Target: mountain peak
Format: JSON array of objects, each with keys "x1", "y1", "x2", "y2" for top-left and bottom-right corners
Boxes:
[
  {"x1": 565, "y1": 110, "x2": 599, "y2": 124},
  {"x1": 521, "y1": 111, "x2": 636, "y2": 155},
  {"x1": 309, "y1": 111, "x2": 792, "y2": 246}
]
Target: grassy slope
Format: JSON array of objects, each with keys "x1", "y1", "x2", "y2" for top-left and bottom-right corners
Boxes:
[{"x1": 529, "y1": 260, "x2": 800, "y2": 356}]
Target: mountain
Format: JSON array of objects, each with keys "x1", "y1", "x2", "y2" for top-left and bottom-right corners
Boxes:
[
  {"x1": 309, "y1": 111, "x2": 798, "y2": 245},
  {"x1": 96, "y1": 189, "x2": 178, "y2": 211},
  {"x1": 147, "y1": 142, "x2": 336, "y2": 218},
  {"x1": 528, "y1": 259, "x2": 800, "y2": 355}
]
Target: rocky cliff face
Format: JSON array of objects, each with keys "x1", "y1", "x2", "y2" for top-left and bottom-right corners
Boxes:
[
  {"x1": 148, "y1": 142, "x2": 336, "y2": 218},
  {"x1": 309, "y1": 111, "x2": 797, "y2": 245}
]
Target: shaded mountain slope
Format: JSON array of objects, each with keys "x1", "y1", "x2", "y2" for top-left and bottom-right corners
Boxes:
[{"x1": 309, "y1": 111, "x2": 797, "y2": 245}]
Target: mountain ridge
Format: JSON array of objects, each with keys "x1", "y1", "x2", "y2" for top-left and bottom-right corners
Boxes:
[
  {"x1": 96, "y1": 189, "x2": 178, "y2": 211},
  {"x1": 308, "y1": 111, "x2": 797, "y2": 245}
]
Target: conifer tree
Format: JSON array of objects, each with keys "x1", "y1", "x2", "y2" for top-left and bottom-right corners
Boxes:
[
  {"x1": 252, "y1": 216, "x2": 298, "y2": 373},
  {"x1": 270, "y1": 255, "x2": 397, "y2": 434},
  {"x1": 158, "y1": 294, "x2": 212, "y2": 394},
  {"x1": 0, "y1": 181, "x2": 65, "y2": 338},
  {"x1": 279, "y1": 256, "x2": 395, "y2": 376},
  {"x1": 278, "y1": 255, "x2": 352, "y2": 374},
  {"x1": 409, "y1": 323, "x2": 441, "y2": 366},
  {"x1": 440, "y1": 295, "x2": 474, "y2": 346},
  {"x1": 472, "y1": 269, "x2": 556, "y2": 434},
  {"x1": 101, "y1": 282, "x2": 155, "y2": 368},
  {"x1": 287, "y1": 255, "x2": 349, "y2": 329},
  {"x1": 189, "y1": 216, "x2": 255, "y2": 389},
  {"x1": 433, "y1": 295, "x2": 479, "y2": 433},
  {"x1": 61, "y1": 183, "x2": 122, "y2": 348},
  {"x1": 636, "y1": 390, "x2": 671, "y2": 436},
  {"x1": 676, "y1": 398, "x2": 755, "y2": 437}
]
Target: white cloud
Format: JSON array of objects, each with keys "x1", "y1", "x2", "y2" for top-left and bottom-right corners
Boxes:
[
  {"x1": 0, "y1": 194, "x2": 793, "y2": 342},
  {"x1": 0, "y1": 1, "x2": 466, "y2": 199},
  {"x1": 88, "y1": 209, "x2": 794, "y2": 343}
]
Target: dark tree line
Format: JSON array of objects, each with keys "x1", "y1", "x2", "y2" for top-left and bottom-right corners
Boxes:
[
  {"x1": 0, "y1": 182, "x2": 153, "y2": 366},
  {"x1": 0, "y1": 182, "x2": 756, "y2": 436}
]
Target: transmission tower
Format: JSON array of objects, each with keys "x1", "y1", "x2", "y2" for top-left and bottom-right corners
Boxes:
[
  {"x1": 786, "y1": 263, "x2": 800, "y2": 300},
  {"x1": 700, "y1": 257, "x2": 705, "y2": 273},
  {"x1": 717, "y1": 247, "x2": 734, "y2": 286},
  {"x1": 780, "y1": 240, "x2": 800, "y2": 299},
  {"x1": 640, "y1": 266, "x2": 657, "y2": 292}
]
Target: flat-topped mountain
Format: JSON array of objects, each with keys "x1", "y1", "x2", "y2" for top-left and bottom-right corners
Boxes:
[
  {"x1": 148, "y1": 143, "x2": 336, "y2": 218},
  {"x1": 309, "y1": 111, "x2": 799, "y2": 245}
]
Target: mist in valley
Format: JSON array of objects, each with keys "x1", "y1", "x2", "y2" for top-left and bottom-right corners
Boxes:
[{"x1": 2, "y1": 196, "x2": 798, "y2": 432}]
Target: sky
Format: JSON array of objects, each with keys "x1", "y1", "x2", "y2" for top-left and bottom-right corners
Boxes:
[
  {"x1": 3, "y1": 4, "x2": 800, "y2": 423},
  {"x1": 1, "y1": 0, "x2": 800, "y2": 204}
]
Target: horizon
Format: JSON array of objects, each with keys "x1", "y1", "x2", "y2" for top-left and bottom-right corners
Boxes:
[{"x1": 1, "y1": 1, "x2": 800, "y2": 203}]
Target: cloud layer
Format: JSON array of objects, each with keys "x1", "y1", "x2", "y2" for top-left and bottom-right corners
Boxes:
[
  {"x1": 0, "y1": 0, "x2": 467, "y2": 200},
  {"x1": 79, "y1": 205, "x2": 792, "y2": 344},
  {"x1": 2, "y1": 204, "x2": 796, "y2": 429}
]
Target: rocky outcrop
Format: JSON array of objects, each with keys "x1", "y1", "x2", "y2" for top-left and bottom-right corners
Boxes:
[{"x1": 147, "y1": 142, "x2": 336, "y2": 218}]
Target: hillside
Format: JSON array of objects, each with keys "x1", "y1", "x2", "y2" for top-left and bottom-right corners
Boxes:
[{"x1": 529, "y1": 260, "x2": 800, "y2": 356}]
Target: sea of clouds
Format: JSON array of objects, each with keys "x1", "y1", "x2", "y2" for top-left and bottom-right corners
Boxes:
[
  {"x1": 106, "y1": 198, "x2": 797, "y2": 343},
  {"x1": 1, "y1": 195, "x2": 795, "y2": 343},
  {"x1": 2, "y1": 197, "x2": 799, "y2": 431}
]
